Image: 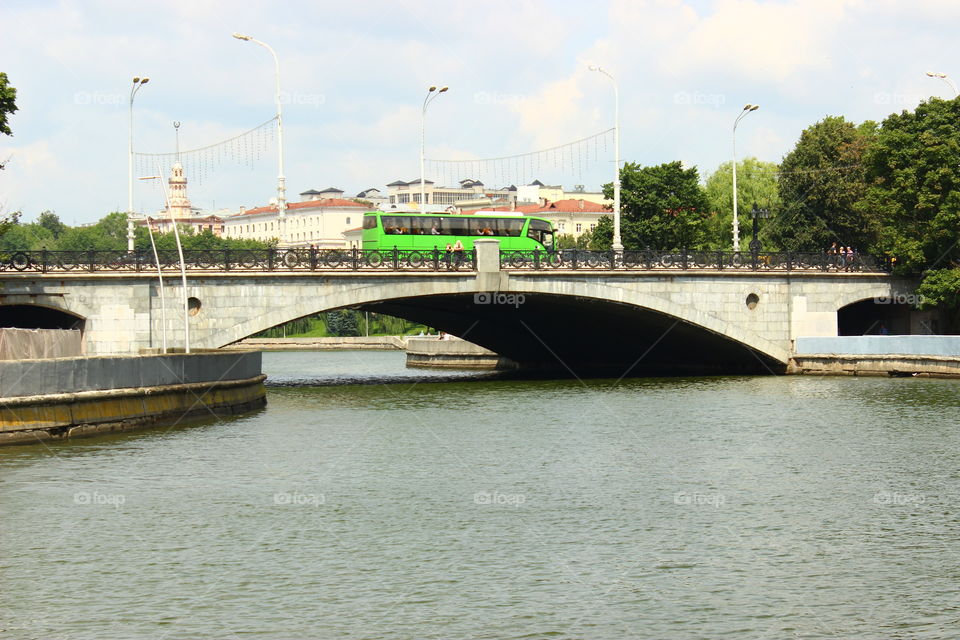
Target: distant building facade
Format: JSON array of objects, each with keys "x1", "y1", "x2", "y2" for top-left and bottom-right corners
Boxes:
[
  {"x1": 140, "y1": 161, "x2": 225, "y2": 236},
  {"x1": 515, "y1": 180, "x2": 611, "y2": 208},
  {"x1": 385, "y1": 178, "x2": 517, "y2": 211},
  {"x1": 223, "y1": 197, "x2": 368, "y2": 248}
]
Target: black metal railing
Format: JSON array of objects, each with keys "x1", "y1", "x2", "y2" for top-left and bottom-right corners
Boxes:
[
  {"x1": 499, "y1": 249, "x2": 893, "y2": 273},
  {"x1": 0, "y1": 248, "x2": 892, "y2": 274},
  {"x1": 0, "y1": 248, "x2": 479, "y2": 273}
]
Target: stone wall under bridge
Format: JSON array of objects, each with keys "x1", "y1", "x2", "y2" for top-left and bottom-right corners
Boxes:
[{"x1": 0, "y1": 242, "x2": 913, "y2": 376}]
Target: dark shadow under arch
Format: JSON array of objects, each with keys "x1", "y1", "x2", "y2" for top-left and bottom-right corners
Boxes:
[
  {"x1": 360, "y1": 292, "x2": 785, "y2": 376},
  {"x1": 0, "y1": 304, "x2": 86, "y2": 331}
]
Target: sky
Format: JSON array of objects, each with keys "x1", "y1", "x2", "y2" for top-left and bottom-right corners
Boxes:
[{"x1": 1, "y1": 0, "x2": 958, "y2": 225}]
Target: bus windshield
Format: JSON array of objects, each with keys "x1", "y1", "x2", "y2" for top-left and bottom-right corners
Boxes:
[{"x1": 527, "y1": 219, "x2": 554, "y2": 251}]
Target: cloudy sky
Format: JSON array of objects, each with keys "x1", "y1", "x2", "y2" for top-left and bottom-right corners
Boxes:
[{"x1": 1, "y1": 0, "x2": 957, "y2": 225}]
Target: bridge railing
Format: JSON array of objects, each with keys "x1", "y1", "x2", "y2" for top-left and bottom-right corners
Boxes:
[
  {"x1": 0, "y1": 248, "x2": 479, "y2": 273},
  {"x1": 499, "y1": 249, "x2": 893, "y2": 273}
]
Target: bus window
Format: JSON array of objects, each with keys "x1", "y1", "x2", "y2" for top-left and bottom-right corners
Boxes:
[
  {"x1": 362, "y1": 214, "x2": 379, "y2": 230},
  {"x1": 382, "y1": 216, "x2": 412, "y2": 234},
  {"x1": 469, "y1": 218, "x2": 497, "y2": 236},
  {"x1": 500, "y1": 219, "x2": 524, "y2": 237},
  {"x1": 412, "y1": 217, "x2": 442, "y2": 235},
  {"x1": 527, "y1": 219, "x2": 555, "y2": 249},
  {"x1": 444, "y1": 217, "x2": 470, "y2": 237}
]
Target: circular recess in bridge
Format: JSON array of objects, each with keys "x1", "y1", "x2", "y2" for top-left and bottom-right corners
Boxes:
[
  {"x1": 745, "y1": 293, "x2": 760, "y2": 310},
  {"x1": 188, "y1": 297, "x2": 202, "y2": 316}
]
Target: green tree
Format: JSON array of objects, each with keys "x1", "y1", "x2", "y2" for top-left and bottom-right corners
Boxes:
[
  {"x1": 0, "y1": 210, "x2": 22, "y2": 244},
  {"x1": 596, "y1": 161, "x2": 711, "y2": 250},
  {"x1": 702, "y1": 157, "x2": 781, "y2": 250},
  {"x1": 56, "y1": 211, "x2": 129, "y2": 251},
  {"x1": 0, "y1": 72, "x2": 16, "y2": 137},
  {"x1": 764, "y1": 116, "x2": 878, "y2": 252},
  {"x1": 860, "y1": 97, "x2": 960, "y2": 324},
  {"x1": 0, "y1": 220, "x2": 55, "y2": 251},
  {"x1": 37, "y1": 211, "x2": 66, "y2": 239},
  {"x1": 555, "y1": 230, "x2": 592, "y2": 250}
]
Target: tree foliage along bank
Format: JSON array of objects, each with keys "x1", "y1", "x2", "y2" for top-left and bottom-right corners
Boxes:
[{"x1": 0, "y1": 211, "x2": 275, "y2": 252}]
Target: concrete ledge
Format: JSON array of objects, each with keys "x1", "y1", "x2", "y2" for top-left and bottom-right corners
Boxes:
[
  {"x1": 225, "y1": 336, "x2": 407, "y2": 351},
  {"x1": 0, "y1": 374, "x2": 267, "y2": 445},
  {"x1": 795, "y1": 335, "x2": 960, "y2": 357},
  {"x1": 405, "y1": 337, "x2": 517, "y2": 370},
  {"x1": 0, "y1": 351, "x2": 262, "y2": 398},
  {"x1": 788, "y1": 354, "x2": 960, "y2": 377}
]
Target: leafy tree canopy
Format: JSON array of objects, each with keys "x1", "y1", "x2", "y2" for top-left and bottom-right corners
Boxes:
[
  {"x1": 0, "y1": 72, "x2": 16, "y2": 137},
  {"x1": 764, "y1": 116, "x2": 878, "y2": 252},
  {"x1": 702, "y1": 157, "x2": 781, "y2": 251},
  {"x1": 597, "y1": 161, "x2": 711, "y2": 250}
]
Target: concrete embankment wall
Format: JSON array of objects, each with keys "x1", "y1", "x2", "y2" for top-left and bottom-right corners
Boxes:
[
  {"x1": 405, "y1": 337, "x2": 517, "y2": 370},
  {"x1": 0, "y1": 328, "x2": 83, "y2": 360},
  {"x1": 790, "y1": 336, "x2": 960, "y2": 377},
  {"x1": 226, "y1": 336, "x2": 408, "y2": 350},
  {"x1": 0, "y1": 351, "x2": 266, "y2": 445}
]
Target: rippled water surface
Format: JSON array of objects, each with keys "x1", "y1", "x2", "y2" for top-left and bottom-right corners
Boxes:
[{"x1": 2, "y1": 350, "x2": 960, "y2": 639}]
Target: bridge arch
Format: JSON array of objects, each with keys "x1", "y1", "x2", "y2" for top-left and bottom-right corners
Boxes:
[
  {"x1": 0, "y1": 303, "x2": 86, "y2": 331},
  {"x1": 209, "y1": 276, "x2": 794, "y2": 375}
]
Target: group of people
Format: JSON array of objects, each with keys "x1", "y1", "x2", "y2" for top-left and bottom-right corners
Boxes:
[
  {"x1": 827, "y1": 242, "x2": 857, "y2": 270},
  {"x1": 445, "y1": 240, "x2": 465, "y2": 269}
]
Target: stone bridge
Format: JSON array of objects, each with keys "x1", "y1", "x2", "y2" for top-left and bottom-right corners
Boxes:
[{"x1": 0, "y1": 241, "x2": 914, "y2": 375}]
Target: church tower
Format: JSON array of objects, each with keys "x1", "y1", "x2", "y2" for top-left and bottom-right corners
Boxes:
[{"x1": 166, "y1": 161, "x2": 193, "y2": 219}]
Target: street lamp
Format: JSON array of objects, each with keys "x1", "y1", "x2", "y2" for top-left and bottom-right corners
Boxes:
[
  {"x1": 233, "y1": 32, "x2": 287, "y2": 244},
  {"x1": 589, "y1": 66, "x2": 622, "y2": 251},
  {"x1": 925, "y1": 71, "x2": 959, "y2": 97},
  {"x1": 140, "y1": 171, "x2": 190, "y2": 353},
  {"x1": 732, "y1": 103, "x2": 759, "y2": 252},
  {"x1": 749, "y1": 202, "x2": 770, "y2": 256},
  {"x1": 128, "y1": 76, "x2": 150, "y2": 252},
  {"x1": 421, "y1": 86, "x2": 448, "y2": 212}
]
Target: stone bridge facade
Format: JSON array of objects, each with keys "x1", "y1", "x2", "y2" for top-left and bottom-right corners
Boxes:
[{"x1": 0, "y1": 241, "x2": 913, "y2": 374}]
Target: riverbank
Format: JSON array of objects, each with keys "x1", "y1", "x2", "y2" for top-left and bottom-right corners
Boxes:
[
  {"x1": 405, "y1": 337, "x2": 518, "y2": 370},
  {"x1": 788, "y1": 335, "x2": 960, "y2": 377},
  {"x1": 225, "y1": 336, "x2": 408, "y2": 350},
  {"x1": 0, "y1": 351, "x2": 265, "y2": 446}
]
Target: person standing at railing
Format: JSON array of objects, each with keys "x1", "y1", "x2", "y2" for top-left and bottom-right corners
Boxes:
[
  {"x1": 453, "y1": 239, "x2": 464, "y2": 269},
  {"x1": 445, "y1": 243, "x2": 453, "y2": 270},
  {"x1": 845, "y1": 246, "x2": 855, "y2": 271}
]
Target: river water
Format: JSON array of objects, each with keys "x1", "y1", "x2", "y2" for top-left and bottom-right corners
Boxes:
[{"x1": 2, "y1": 351, "x2": 959, "y2": 639}]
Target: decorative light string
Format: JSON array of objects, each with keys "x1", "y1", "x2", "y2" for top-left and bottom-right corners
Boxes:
[
  {"x1": 425, "y1": 128, "x2": 614, "y2": 187},
  {"x1": 133, "y1": 116, "x2": 278, "y2": 186}
]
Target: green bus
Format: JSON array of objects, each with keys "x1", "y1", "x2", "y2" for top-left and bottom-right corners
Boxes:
[{"x1": 361, "y1": 212, "x2": 555, "y2": 251}]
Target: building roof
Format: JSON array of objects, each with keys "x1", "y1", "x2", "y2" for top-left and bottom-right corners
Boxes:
[
  {"x1": 356, "y1": 188, "x2": 381, "y2": 197},
  {"x1": 319, "y1": 187, "x2": 344, "y2": 193},
  {"x1": 235, "y1": 199, "x2": 367, "y2": 217},
  {"x1": 513, "y1": 199, "x2": 610, "y2": 214},
  {"x1": 300, "y1": 189, "x2": 323, "y2": 195},
  {"x1": 386, "y1": 180, "x2": 407, "y2": 187}
]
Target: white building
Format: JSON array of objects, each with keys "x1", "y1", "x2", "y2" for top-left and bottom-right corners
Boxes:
[
  {"x1": 515, "y1": 180, "x2": 611, "y2": 208},
  {"x1": 385, "y1": 178, "x2": 517, "y2": 211},
  {"x1": 223, "y1": 197, "x2": 369, "y2": 248}
]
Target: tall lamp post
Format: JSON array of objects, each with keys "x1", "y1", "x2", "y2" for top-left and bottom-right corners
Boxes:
[
  {"x1": 139, "y1": 172, "x2": 190, "y2": 353},
  {"x1": 732, "y1": 103, "x2": 759, "y2": 252},
  {"x1": 589, "y1": 66, "x2": 622, "y2": 251},
  {"x1": 925, "y1": 71, "x2": 959, "y2": 97},
  {"x1": 233, "y1": 33, "x2": 286, "y2": 244},
  {"x1": 128, "y1": 76, "x2": 150, "y2": 252},
  {"x1": 421, "y1": 86, "x2": 448, "y2": 212}
]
